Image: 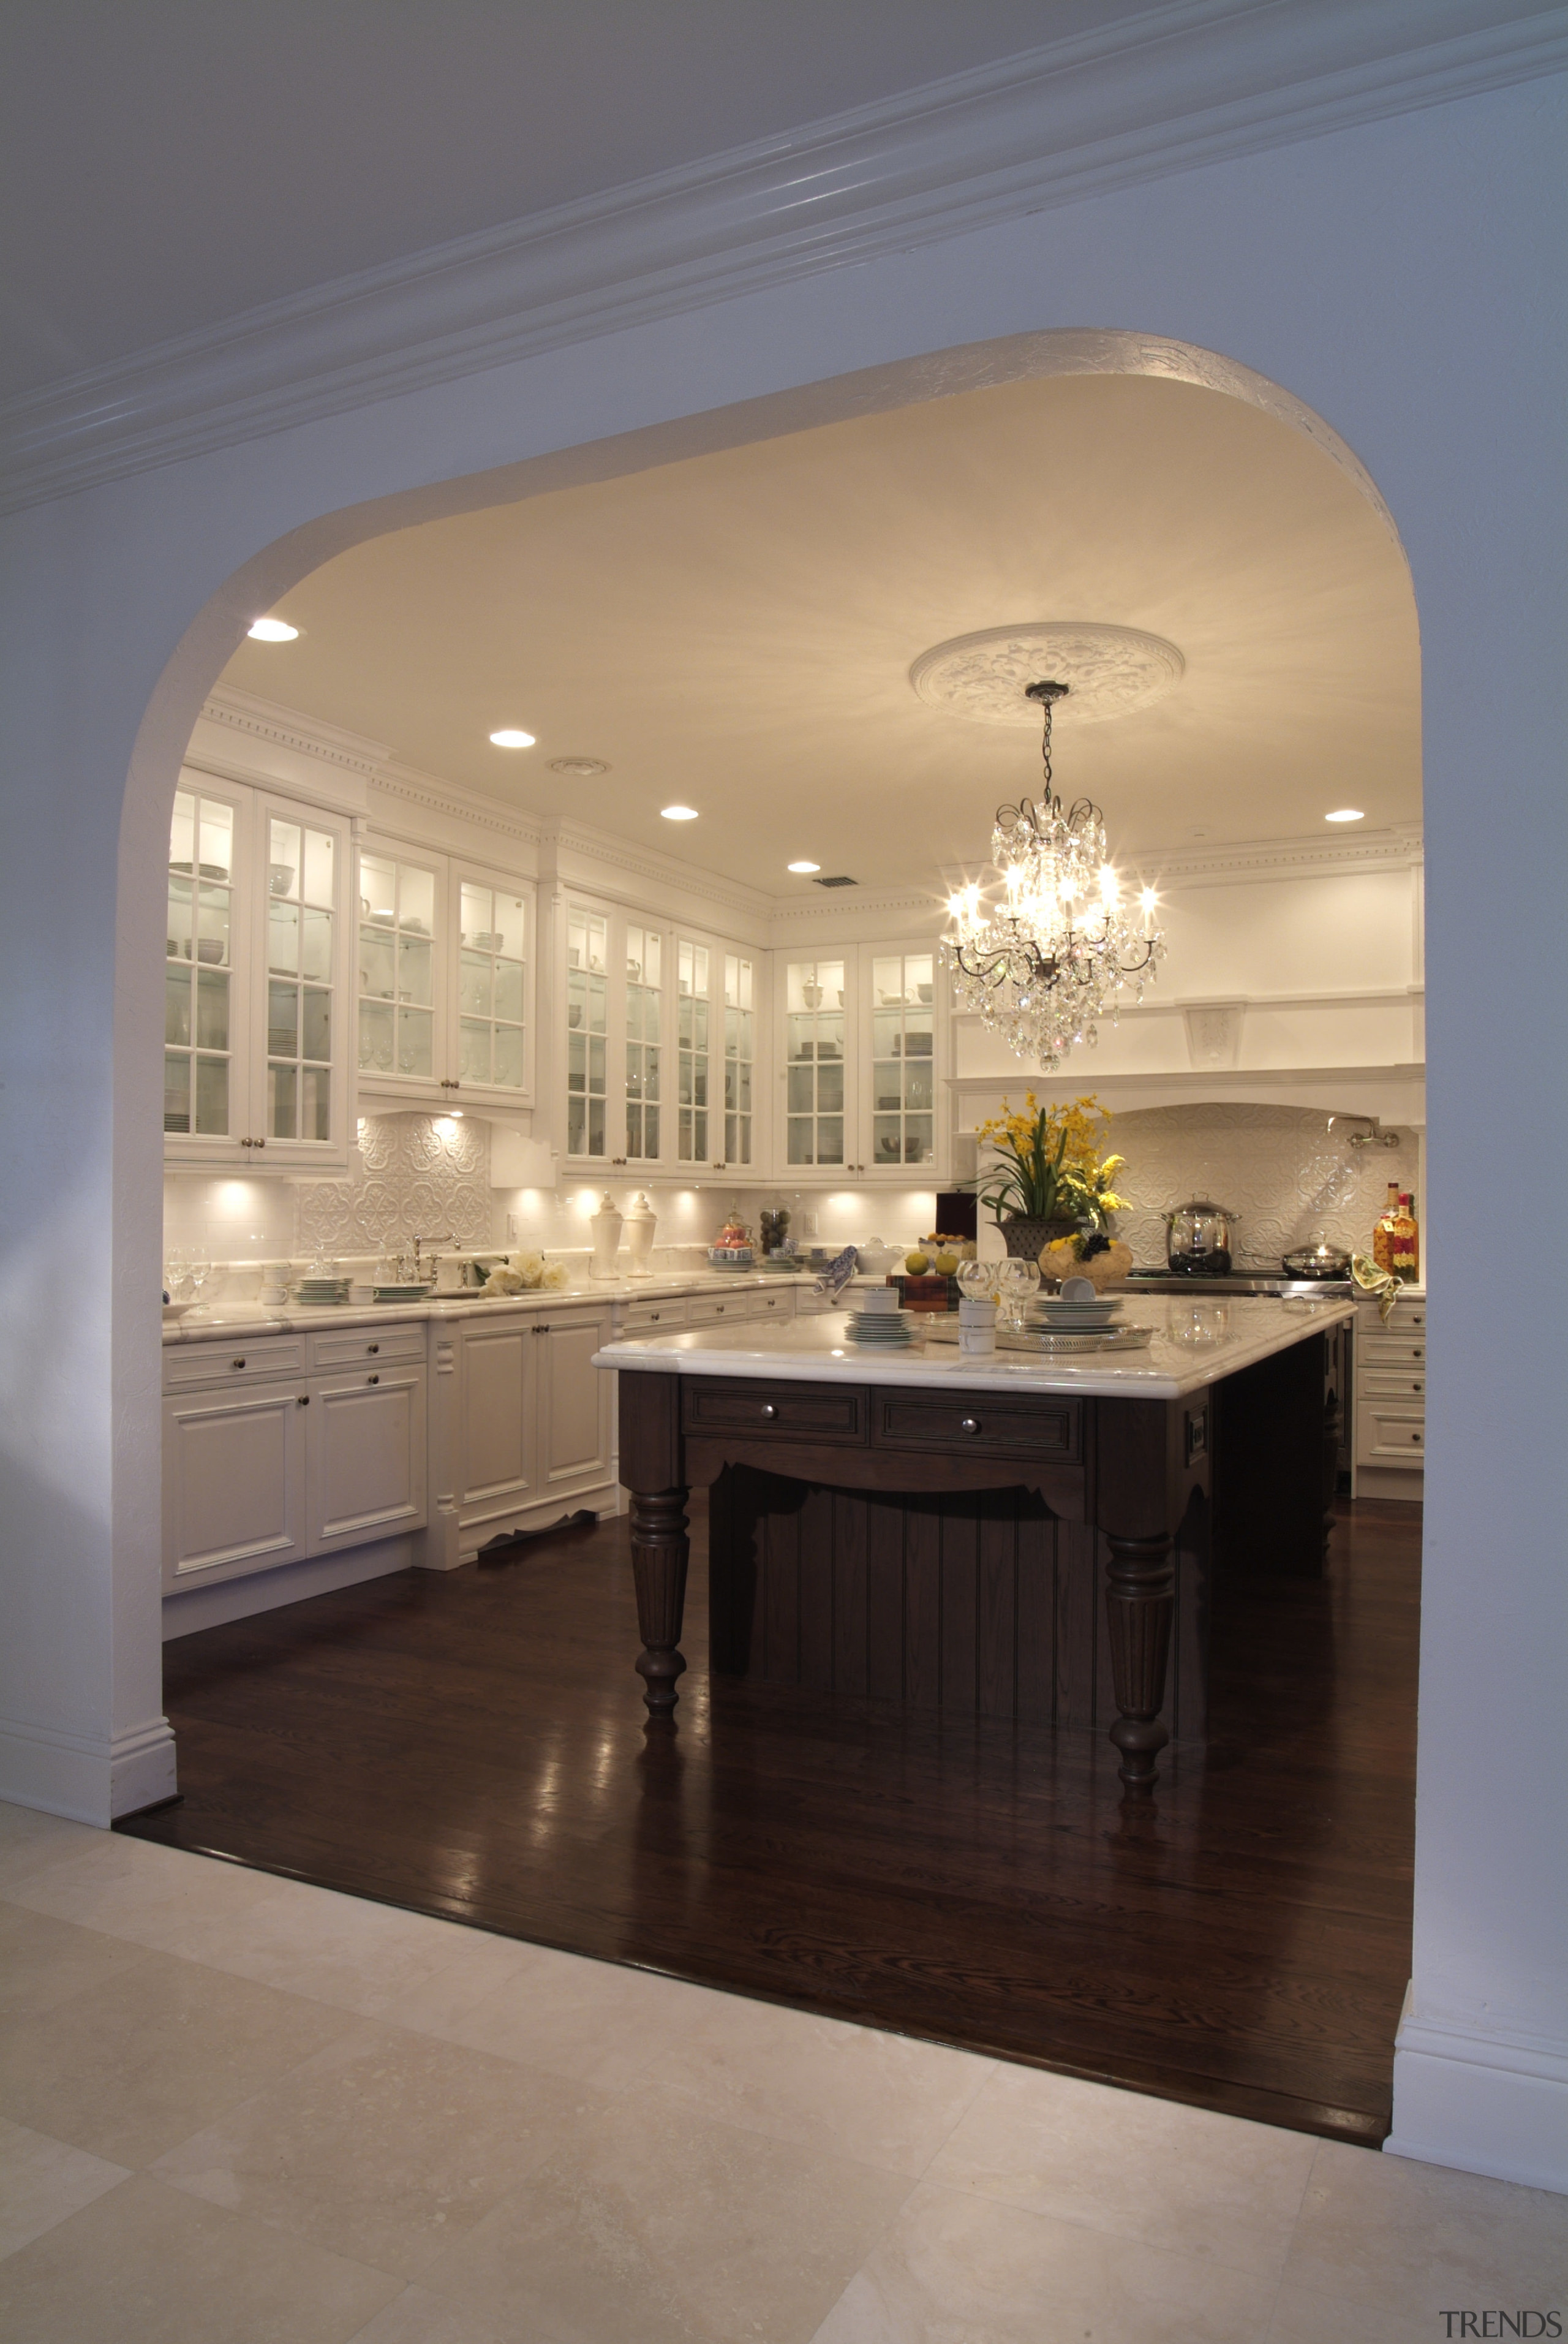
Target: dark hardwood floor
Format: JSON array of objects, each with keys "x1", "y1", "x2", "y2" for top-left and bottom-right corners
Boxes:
[{"x1": 121, "y1": 1494, "x2": 1420, "y2": 2147}]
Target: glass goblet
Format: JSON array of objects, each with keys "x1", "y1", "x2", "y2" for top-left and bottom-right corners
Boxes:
[
  {"x1": 999, "y1": 1256, "x2": 1041, "y2": 1331},
  {"x1": 186, "y1": 1253, "x2": 214, "y2": 1313}
]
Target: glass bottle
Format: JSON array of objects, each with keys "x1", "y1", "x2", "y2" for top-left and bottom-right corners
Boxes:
[
  {"x1": 1390, "y1": 1191, "x2": 1419, "y2": 1283},
  {"x1": 1373, "y1": 1181, "x2": 1401, "y2": 1274}
]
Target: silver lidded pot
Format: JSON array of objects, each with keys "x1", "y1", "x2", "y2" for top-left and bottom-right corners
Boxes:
[
  {"x1": 1164, "y1": 1198, "x2": 1242, "y2": 1275},
  {"x1": 1280, "y1": 1233, "x2": 1352, "y2": 1280}
]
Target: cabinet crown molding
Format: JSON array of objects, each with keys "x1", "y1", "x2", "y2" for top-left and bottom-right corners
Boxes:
[{"x1": 5, "y1": 2, "x2": 1564, "y2": 512}]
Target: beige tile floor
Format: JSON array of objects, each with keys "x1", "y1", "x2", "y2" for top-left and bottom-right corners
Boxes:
[{"x1": 0, "y1": 1800, "x2": 1562, "y2": 2342}]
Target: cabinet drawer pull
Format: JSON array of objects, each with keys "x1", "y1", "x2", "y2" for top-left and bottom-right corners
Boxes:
[
  {"x1": 297, "y1": 1394, "x2": 310, "y2": 1406},
  {"x1": 960, "y1": 1416, "x2": 981, "y2": 1435},
  {"x1": 368, "y1": 1342, "x2": 379, "y2": 1355},
  {"x1": 1414, "y1": 1346, "x2": 1423, "y2": 1357},
  {"x1": 231, "y1": 1356, "x2": 246, "y2": 1370},
  {"x1": 760, "y1": 1403, "x2": 777, "y2": 1420},
  {"x1": 368, "y1": 1373, "x2": 379, "y2": 1385},
  {"x1": 1414, "y1": 1381, "x2": 1423, "y2": 1392}
]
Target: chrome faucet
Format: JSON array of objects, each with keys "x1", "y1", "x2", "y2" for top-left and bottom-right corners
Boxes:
[{"x1": 413, "y1": 1231, "x2": 455, "y2": 1280}]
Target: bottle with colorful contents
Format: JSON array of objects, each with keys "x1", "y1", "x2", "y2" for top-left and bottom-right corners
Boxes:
[
  {"x1": 1373, "y1": 1182, "x2": 1401, "y2": 1274},
  {"x1": 1389, "y1": 1191, "x2": 1419, "y2": 1282}
]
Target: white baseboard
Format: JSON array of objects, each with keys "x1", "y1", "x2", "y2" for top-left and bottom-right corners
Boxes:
[
  {"x1": 1389, "y1": 2006, "x2": 1568, "y2": 2195},
  {"x1": 0, "y1": 1713, "x2": 178, "y2": 1827},
  {"x1": 1355, "y1": 1465, "x2": 1425, "y2": 1502},
  {"x1": 162, "y1": 1535, "x2": 417, "y2": 1638}
]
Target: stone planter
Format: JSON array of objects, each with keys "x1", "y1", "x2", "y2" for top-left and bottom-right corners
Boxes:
[{"x1": 999, "y1": 1215, "x2": 1078, "y2": 1260}]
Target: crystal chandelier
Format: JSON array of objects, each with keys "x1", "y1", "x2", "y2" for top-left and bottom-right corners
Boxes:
[{"x1": 942, "y1": 680, "x2": 1163, "y2": 1069}]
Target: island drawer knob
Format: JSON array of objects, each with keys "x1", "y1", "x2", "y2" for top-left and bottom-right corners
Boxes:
[
  {"x1": 760, "y1": 1402, "x2": 777, "y2": 1420},
  {"x1": 960, "y1": 1416, "x2": 981, "y2": 1434}
]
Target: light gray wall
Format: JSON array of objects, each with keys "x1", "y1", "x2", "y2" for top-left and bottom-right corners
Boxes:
[{"x1": 0, "y1": 73, "x2": 1562, "y2": 2185}]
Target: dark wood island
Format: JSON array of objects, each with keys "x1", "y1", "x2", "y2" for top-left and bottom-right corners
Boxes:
[{"x1": 598, "y1": 1296, "x2": 1352, "y2": 1790}]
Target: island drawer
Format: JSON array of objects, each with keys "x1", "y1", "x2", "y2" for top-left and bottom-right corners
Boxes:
[
  {"x1": 681, "y1": 1378, "x2": 867, "y2": 1443},
  {"x1": 308, "y1": 1322, "x2": 426, "y2": 1370},
  {"x1": 871, "y1": 1392, "x2": 1083, "y2": 1463},
  {"x1": 164, "y1": 1334, "x2": 306, "y2": 1391}
]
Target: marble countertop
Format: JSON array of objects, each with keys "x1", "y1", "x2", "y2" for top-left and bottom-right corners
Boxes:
[
  {"x1": 595, "y1": 1293, "x2": 1355, "y2": 1402},
  {"x1": 160, "y1": 1267, "x2": 823, "y2": 1342}
]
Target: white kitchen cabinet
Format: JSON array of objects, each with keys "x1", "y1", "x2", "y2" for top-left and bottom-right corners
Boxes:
[
  {"x1": 355, "y1": 838, "x2": 533, "y2": 1115},
  {"x1": 561, "y1": 895, "x2": 761, "y2": 1174},
  {"x1": 426, "y1": 1301, "x2": 617, "y2": 1564},
  {"x1": 1351, "y1": 1290, "x2": 1425, "y2": 1499},
  {"x1": 307, "y1": 1363, "x2": 428, "y2": 1551},
  {"x1": 162, "y1": 1381, "x2": 309, "y2": 1590},
  {"x1": 777, "y1": 942, "x2": 948, "y2": 1184},
  {"x1": 162, "y1": 1323, "x2": 428, "y2": 1592},
  {"x1": 164, "y1": 773, "x2": 355, "y2": 1171}
]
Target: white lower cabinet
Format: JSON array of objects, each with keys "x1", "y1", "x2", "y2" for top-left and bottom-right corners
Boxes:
[
  {"x1": 307, "y1": 1365, "x2": 428, "y2": 1551},
  {"x1": 163, "y1": 1382, "x2": 309, "y2": 1588},
  {"x1": 426, "y1": 1302, "x2": 616, "y2": 1567},
  {"x1": 1352, "y1": 1290, "x2": 1425, "y2": 1497}
]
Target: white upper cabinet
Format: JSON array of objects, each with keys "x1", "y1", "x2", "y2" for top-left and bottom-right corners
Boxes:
[
  {"x1": 355, "y1": 838, "x2": 533, "y2": 1114},
  {"x1": 164, "y1": 774, "x2": 353, "y2": 1171},
  {"x1": 562, "y1": 898, "x2": 761, "y2": 1173},
  {"x1": 778, "y1": 942, "x2": 947, "y2": 1184}
]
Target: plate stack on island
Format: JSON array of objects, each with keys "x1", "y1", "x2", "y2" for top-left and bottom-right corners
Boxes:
[{"x1": 845, "y1": 1288, "x2": 918, "y2": 1348}]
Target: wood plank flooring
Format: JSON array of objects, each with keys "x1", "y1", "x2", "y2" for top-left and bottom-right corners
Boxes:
[{"x1": 121, "y1": 1494, "x2": 1420, "y2": 2147}]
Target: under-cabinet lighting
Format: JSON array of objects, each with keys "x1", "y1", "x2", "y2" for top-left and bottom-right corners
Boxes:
[
  {"x1": 489, "y1": 728, "x2": 536, "y2": 749},
  {"x1": 247, "y1": 618, "x2": 299, "y2": 641},
  {"x1": 660, "y1": 805, "x2": 699, "y2": 822},
  {"x1": 1325, "y1": 807, "x2": 1365, "y2": 823},
  {"x1": 787, "y1": 860, "x2": 821, "y2": 874}
]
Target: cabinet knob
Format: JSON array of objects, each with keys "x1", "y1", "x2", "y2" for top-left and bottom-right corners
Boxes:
[
  {"x1": 1414, "y1": 1346, "x2": 1423, "y2": 1358},
  {"x1": 232, "y1": 1356, "x2": 246, "y2": 1369},
  {"x1": 368, "y1": 1373, "x2": 379, "y2": 1385},
  {"x1": 760, "y1": 1402, "x2": 777, "y2": 1420},
  {"x1": 297, "y1": 1394, "x2": 310, "y2": 1406},
  {"x1": 368, "y1": 1342, "x2": 379, "y2": 1355},
  {"x1": 960, "y1": 1416, "x2": 981, "y2": 1435},
  {"x1": 1414, "y1": 1381, "x2": 1423, "y2": 1392}
]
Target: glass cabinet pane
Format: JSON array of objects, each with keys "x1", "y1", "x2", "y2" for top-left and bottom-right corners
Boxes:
[
  {"x1": 455, "y1": 878, "x2": 526, "y2": 1093},
  {"x1": 723, "y1": 955, "x2": 753, "y2": 1165},
  {"x1": 165, "y1": 787, "x2": 235, "y2": 1136},
  {"x1": 785, "y1": 959, "x2": 845, "y2": 1165},
  {"x1": 870, "y1": 953, "x2": 936, "y2": 1168},
  {"x1": 356, "y1": 847, "x2": 439, "y2": 1086},
  {"x1": 567, "y1": 905, "x2": 608, "y2": 1154},
  {"x1": 625, "y1": 926, "x2": 662, "y2": 1160},
  {"x1": 268, "y1": 818, "x2": 334, "y2": 1141},
  {"x1": 677, "y1": 939, "x2": 709, "y2": 1163}
]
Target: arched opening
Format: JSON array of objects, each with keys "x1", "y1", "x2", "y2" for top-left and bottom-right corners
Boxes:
[{"x1": 109, "y1": 327, "x2": 1425, "y2": 2146}]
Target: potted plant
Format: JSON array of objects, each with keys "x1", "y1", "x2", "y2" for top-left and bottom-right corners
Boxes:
[{"x1": 972, "y1": 1094, "x2": 1129, "y2": 1260}]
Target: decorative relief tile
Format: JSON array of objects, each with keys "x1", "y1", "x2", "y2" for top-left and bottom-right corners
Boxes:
[
  {"x1": 1107, "y1": 1105, "x2": 1419, "y2": 1269},
  {"x1": 295, "y1": 1114, "x2": 494, "y2": 1260}
]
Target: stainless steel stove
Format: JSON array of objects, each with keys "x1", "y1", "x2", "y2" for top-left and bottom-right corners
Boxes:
[{"x1": 1125, "y1": 1269, "x2": 1354, "y2": 1299}]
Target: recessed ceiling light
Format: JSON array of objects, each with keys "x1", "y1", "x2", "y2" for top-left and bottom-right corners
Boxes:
[
  {"x1": 247, "y1": 618, "x2": 299, "y2": 642},
  {"x1": 548, "y1": 755, "x2": 609, "y2": 777},
  {"x1": 1325, "y1": 807, "x2": 1365, "y2": 823},
  {"x1": 787, "y1": 860, "x2": 821, "y2": 874},
  {"x1": 660, "y1": 804, "x2": 699, "y2": 821},
  {"x1": 489, "y1": 728, "x2": 536, "y2": 749}
]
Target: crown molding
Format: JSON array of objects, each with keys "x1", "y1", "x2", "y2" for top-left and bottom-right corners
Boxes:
[
  {"x1": 1125, "y1": 824, "x2": 1424, "y2": 885},
  {"x1": 5, "y1": 1, "x2": 1564, "y2": 513},
  {"x1": 540, "y1": 817, "x2": 778, "y2": 927},
  {"x1": 371, "y1": 757, "x2": 543, "y2": 849},
  {"x1": 199, "y1": 684, "x2": 388, "y2": 775}
]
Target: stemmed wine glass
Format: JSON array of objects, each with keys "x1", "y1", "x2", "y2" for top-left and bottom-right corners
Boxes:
[
  {"x1": 185, "y1": 1252, "x2": 214, "y2": 1314},
  {"x1": 997, "y1": 1256, "x2": 1041, "y2": 1331}
]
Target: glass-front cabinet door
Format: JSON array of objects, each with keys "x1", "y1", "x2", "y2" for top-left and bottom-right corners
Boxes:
[
  {"x1": 355, "y1": 841, "x2": 533, "y2": 1113},
  {"x1": 165, "y1": 774, "x2": 352, "y2": 1171},
  {"x1": 774, "y1": 942, "x2": 946, "y2": 1182}
]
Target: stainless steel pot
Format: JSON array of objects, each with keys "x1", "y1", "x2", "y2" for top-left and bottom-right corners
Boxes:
[
  {"x1": 1164, "y1": 1199, "x2": 1242, "y2": 1275},
  {"x1": 1280, "y1": 1235, "x2": 1352, "y2": 1280}
]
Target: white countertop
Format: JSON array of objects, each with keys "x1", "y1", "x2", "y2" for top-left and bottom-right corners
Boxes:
[
  {"x1": 160, "y1": 1268, "x2": 816, "y2": 1343},
  {"x1": 595, "y1": 1293, "x2": 1355, "y2": 1401}
]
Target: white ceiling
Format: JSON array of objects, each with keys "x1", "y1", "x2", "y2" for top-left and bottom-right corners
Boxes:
[
  {"x1": 0, "y1": 1, "x2": 1135, "y2": 403},
  {"x1": 219, "y1": 368, "x2": 1420, "y2": 899}
]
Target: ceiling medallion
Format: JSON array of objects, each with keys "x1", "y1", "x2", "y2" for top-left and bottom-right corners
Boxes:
[
  {"x1": 910, "y1": 621, "x2": 1184, "y2": 726},
  {"x1": 548, "y1": 755, "x2": 609, "y2": 776},
  {"x1": 943, "y1": 679, "x2": 1164, "y2": 1070}
]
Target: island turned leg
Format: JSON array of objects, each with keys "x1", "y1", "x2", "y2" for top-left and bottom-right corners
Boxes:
[
  {"x1": 631, "y1": 1488, "x2": 690, "y2": 1712},
  {"x1": 1104, "y1": 1530, "x2": 1176, "y2": 1793}
]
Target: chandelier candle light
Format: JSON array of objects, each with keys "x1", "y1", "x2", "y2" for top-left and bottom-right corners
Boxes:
[{"x1": 943, "y1": 680, "x2": 1163, "y2": 1068}]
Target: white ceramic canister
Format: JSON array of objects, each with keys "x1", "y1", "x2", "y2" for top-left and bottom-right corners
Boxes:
[
  {"x1": 589, "y1": 1193, "x2": 624, "y2": 1280},
  {"x1": 623, "y1": 1192, "x2": 657, "y2": 1279}
]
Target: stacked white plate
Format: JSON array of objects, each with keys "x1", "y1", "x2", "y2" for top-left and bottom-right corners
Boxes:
[
  {"x1": 845, "y1": 1307, "x2": 918, "y2": 1347},
  {"x1": 371, "y1": 1282, "x2": 430, "y2": 1304},
  {"x1": 1027, "y1": 1295, "x2": 1126, "y2": 1334},
  {"x1": 293, "y1": 1277, "x2": 351, "y2": 1306}
]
